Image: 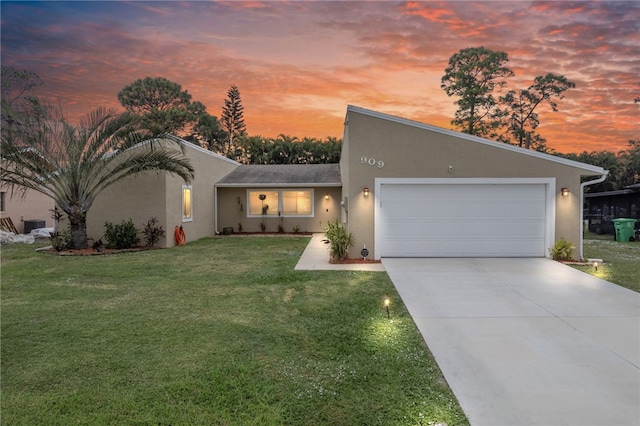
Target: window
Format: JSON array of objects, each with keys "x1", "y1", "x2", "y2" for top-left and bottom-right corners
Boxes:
[
  {"x1": 282, "y1": 191, "x2": 312, "y2": 215},
  {"x1": 248, "y1": 189, "x2": 314, "y2": 217},
  {"x1": 182, "y1": 185, "x2": 192, "y2": 222},
  {"x1": 248, "y1": 191, "x2": 279, "y2": 216}
]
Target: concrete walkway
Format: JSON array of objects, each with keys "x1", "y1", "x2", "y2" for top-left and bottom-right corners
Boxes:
[
  {"x1": 294, "y1": 233, "x2": 385, "y2": 271},
  {"x1": 383, "y1": 257, "x2": 640, "y2": 426}
]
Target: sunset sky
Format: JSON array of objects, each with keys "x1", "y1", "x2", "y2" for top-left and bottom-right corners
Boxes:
[{"x1": 1, "y1": 1, "x2": 638, "y2": 153}]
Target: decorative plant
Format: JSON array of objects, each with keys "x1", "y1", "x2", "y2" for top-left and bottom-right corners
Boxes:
[
  {"x1": 104, "y1": 219, "x2": 140, "y2": 249},
  {"x1": 549, "y1": 238, "x2": 575, "y2": 261},
  {"x1": 278, "y1": 211, "x2": 284, "y2": 233},
  {"x1": 293, "y1": 225, "x2": 300, "y2": 233},
  {"x1": 50, "y1": 228, "x2": 73, "y2": 251},
  {"x1": 323, "y1": 219, "x2": 354, "y2": 261},
  {"x1": 238, "y1": 222, "x2": 243, "y2": 233},
  {"x1": 260, "y1": 201, "x2": 269, "y2": 232},
  {"x1": 142, "y1": 217, "x2": 165, "y2": 247}
]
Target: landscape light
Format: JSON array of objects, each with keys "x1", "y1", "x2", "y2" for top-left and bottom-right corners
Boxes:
[{"x1": 384, "y1": 297, "x2": 390, "y2": 319}]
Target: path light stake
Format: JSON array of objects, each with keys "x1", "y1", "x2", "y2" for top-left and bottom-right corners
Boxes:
[
  {"x1": 594, "y1": 261, "x2": 598, "y2": 272},
  {"x1": 384, "y1": 297, "x2": 390, "y2": 319}
]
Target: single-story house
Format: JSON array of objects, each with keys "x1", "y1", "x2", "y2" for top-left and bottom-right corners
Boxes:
[
  {"x1": 5, "y1": 105, "x2": 608, "y2": 260},
  {"x1": 584, "y1": 183, "x2": 640, "y2": 235}
]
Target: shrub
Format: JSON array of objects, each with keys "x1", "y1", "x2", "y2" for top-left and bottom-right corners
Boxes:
[
  {"x1": 142, "y1": 217, "x2": 165, "y2": 247},
  {"x1": 549, "y1": 238, "x2": 575, "y2": 261},
  {"x1": 323, "y1": 220, "x2": 354, "y2": 261},
  {"x1": 104, "y1": 219, "x2": 140, "y2": 249},
  {"x1": 50, "y1": 229, "x2": 73, "y2": 251}
]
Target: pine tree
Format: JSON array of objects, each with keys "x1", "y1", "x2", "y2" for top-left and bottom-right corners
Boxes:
[{"x1": 221, "y1": 85, "x2": 247, "y2": 158}]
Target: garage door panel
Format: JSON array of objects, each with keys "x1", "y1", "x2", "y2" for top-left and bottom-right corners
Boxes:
[{"x1": 379, "y1": 183, "x2": 548, "y2": 257}]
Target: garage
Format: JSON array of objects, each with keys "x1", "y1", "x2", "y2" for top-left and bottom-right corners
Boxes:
[{"x1": 375, "y1": 178, "x2": 555, "y2": 258}]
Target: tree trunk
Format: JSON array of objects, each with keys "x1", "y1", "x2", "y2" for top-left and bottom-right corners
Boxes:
[{"x1": 68, "y1": 207, "x2": 89, "y2": 249}]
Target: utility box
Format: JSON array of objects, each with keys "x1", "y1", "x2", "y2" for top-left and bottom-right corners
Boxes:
[{"x1": 23, "y1": 219, "x2": 46, "y2": 234}]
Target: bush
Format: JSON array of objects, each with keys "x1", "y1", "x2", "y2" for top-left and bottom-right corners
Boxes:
[
  {"x1": 104, "y1": 219, "x2": 140, "y2": 249},
  {"x1": 324, "y1": 220, "x2": 354, "y2": 261},
  {"x1": 142, "y1": 217, "x2": 165, "y2": 247},
  {"x1": 50, "y1": 229, "x2": 73, "y2": 251},
  {"x1": 549, "y1": 238, "x2": 575, "y2": 261}
]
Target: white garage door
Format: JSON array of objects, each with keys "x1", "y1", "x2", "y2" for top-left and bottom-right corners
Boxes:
[{"x1": 377, "y1": 182, "x2": 549, "y2": 257}]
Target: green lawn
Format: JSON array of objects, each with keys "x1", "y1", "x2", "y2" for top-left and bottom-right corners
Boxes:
[
  {"x1": 572, "y1": 233, "x2": 640, "y2": 292},
  {"x1": 1, "y1": 237, "x2": 468, "y2": 425}
]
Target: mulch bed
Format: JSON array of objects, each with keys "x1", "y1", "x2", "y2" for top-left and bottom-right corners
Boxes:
[
  {"x1": 39, "y1": 246, "x2": 156, "y2": 256},
  {"x1": 330, "y1": 257, "x2": 381, "y2": 264}
]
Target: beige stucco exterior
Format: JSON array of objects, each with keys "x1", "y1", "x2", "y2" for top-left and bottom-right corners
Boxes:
[
  {"x1": 216, "y1": 186, "x2": 342, "y2": 234},
  {"x1": 87, "y1": 140, "x2": 239, "y2": 247},
  {"x1": 0, "y1": 185, "x2": 55, "y2": 233},
  {"x1": 340, "y1": 106, "x2": 606, "y2": 260}
]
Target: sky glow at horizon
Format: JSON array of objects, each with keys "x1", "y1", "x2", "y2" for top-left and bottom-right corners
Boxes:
[{"x1": 1, "y1": 1, "x2": 638, "y2": 154}]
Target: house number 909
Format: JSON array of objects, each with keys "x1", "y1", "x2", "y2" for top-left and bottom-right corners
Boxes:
[{"x1": 361, "y1": 156, "x2": 384, "y2": 168}]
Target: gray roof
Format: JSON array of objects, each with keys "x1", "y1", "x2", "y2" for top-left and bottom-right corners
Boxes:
[{"x1": 217, "y1": 164, "x2": 341, "y2": 187}]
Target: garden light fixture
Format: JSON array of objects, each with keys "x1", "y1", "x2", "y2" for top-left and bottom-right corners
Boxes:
[{"x1": 384, "y1": 297, "x2": 390, "y2": 319}]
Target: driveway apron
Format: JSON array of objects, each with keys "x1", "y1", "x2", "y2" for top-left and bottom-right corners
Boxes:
[{"x1": 382, "y1": 257, "x2": 640, "y2": 426}]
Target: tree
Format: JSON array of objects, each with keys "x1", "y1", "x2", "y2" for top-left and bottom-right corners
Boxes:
[
  {"x1": 220, "y1": 85, "x2": 247, "y2": 158},
  {"x1": 1, "y1": 101, "x2": 195, "y2": 249},
  {"x1": 619, "y1": 140, "x2": 640, "y2": 187},
  {"x1": 441, "y1": 46, "x2": 514, "y2": 138},
  {"x1": 184, "y1": 112, "x2": 226, "y2": 152},
  {"x1": 499, "y1": 73, "x2": 575, "y2": 151},
  {"x1": 118, "y1": 77, "x2": 206, "y2": 136},
  {"x1": 1, "y1": 66, "x2": 43, "y2": 130}
]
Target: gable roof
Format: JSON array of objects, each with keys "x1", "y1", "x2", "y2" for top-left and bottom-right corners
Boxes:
[
  {"x1": 216, "y1": 164, "x2": 341, "y2": 187},
  {"x1": 346, "y1": 105, "x2": 606, "y2": 175}
]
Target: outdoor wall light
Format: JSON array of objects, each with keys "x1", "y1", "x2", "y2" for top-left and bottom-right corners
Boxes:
[
  {"x1": 561, "y1": 187, "x2": 570, "y2": 197},
  {"x1": 363, "y1": 187, "x2": 370, "y2": 197},
  {"x1": 325, "y1": 194, "x2": 329, "y2": 200}
]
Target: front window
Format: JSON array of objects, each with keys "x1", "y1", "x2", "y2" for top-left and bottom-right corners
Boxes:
[
  {"x1": 182, "y1": 185, "x2": 192, "y2": 222},
  {"x1": 282, "y1": 190, "x2": 312, "y2": 215},
  {"x1": 248, "y1": 191, "x2": 279, "y2": 216},
  {"x1": 247, "y1": 189, "x2": 314, "y2": 217}
]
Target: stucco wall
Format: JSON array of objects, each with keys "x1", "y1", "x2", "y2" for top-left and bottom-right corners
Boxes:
[
  {"x1": 0, "y1": 186, "x2": 55, "y2": 233},
  {"x1": 87, "y1": 173, "x2": 169, "y2": 246},
  {"x1": 216, "y1": 186, "x2": 342, "y2": 234},
  {"x1": 342, "y1": 108, "x2": 601, "y2": 259},
  {"x1": 87, "y1": 139, "x2": 239, "y2": 248}
]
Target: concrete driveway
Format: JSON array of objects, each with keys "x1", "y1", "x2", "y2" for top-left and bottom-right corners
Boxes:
[{"x1": 382, "y1": 257, "x2": 640, "y2": 426}]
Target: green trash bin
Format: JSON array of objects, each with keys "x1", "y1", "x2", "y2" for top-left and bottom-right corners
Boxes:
[{"x1": 612, "y1": 218, "x2": 636, "y2": 242}]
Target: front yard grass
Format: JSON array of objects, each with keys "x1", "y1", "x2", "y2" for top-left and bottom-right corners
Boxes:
[
  {"x1": 572, "y1": 233, "x2": 640, "y2": 292},
  {"x1": 1, "y1": 237, "x2": 468, "y2": 425}
]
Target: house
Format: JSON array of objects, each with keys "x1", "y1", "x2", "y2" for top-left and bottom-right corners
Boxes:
[
  {"x1": 6, "y1": 105, "x2": 608, "y2": 261},
  {"x1": 584, "y1": 183, "x2": 640, "y2": 235}
]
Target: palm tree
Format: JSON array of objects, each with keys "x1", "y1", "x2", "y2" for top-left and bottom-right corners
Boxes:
[{"x1": 1, "y1": 101, "x2": 195, "y2": 249}]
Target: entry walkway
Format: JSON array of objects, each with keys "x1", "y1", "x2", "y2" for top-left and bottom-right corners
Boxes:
[
  {"x1": 294, "y1": 233, "x2": 385, "y2": 271},
  {"x1": 383, "y1": 257, "x2": 640, "y2": 426}
]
